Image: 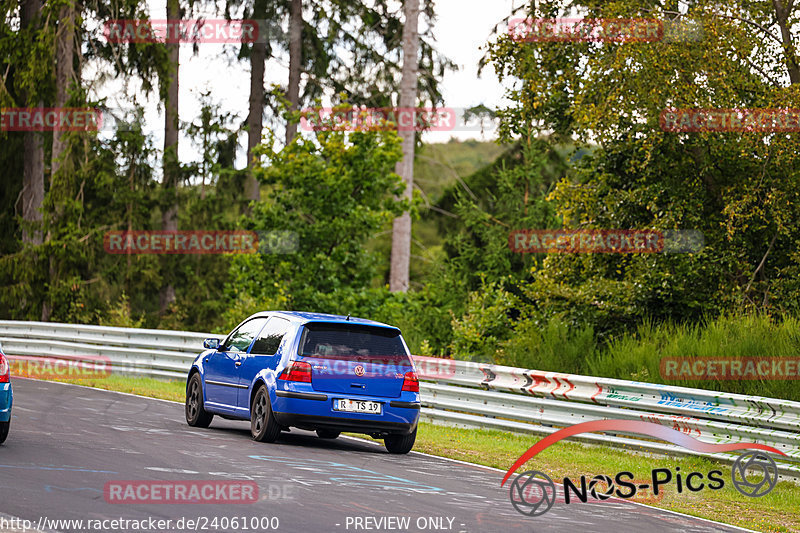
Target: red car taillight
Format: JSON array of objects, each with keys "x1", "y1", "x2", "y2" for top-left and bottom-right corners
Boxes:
[
  {"x1": 278, "y1": 360, "x2": 312, "y2": 383},
  {"x1": 401, "y1": 371, "x2": 419, "y2": 392},
  {"x1": 0, "y1": 353, "x2": 8, "y2": 383}
]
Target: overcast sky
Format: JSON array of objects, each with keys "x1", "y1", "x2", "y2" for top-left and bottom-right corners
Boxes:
[{"x1": 93, "y1": 1, "x2": 519, "y2": 170}]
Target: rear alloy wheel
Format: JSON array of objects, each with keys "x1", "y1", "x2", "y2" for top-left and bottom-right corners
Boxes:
[
  {"x1": 0, "y1": 420, "x2": 9, "y2": 444},
  {"x1": 384, "y1": 428, "x2": 416, "y2": 454},
  {"x1": 185, "y1": 373, "x2": 214, "y2": 428},
  {"x1": 251, "y1": 386, "x2": 281, "y2": 443},
  {"x1": 316, "y1": 429, "x2": 340, "y2": 439}
]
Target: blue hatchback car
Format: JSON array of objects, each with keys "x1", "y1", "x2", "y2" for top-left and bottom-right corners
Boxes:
[
  {"x1": 0, "y1": 341, "x2": 12, "y2": 444},
  {"x1": 185, "y1": 312, "x2": 420, "y2": 453}
]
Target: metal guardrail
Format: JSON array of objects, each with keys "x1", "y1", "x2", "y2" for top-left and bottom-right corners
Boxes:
[
  {"x1": 411, "y1": 356, "x2": 800, "y2": 476},
  {"x1": 1, "y1": 320, "x2": 799, "y2": 477}
]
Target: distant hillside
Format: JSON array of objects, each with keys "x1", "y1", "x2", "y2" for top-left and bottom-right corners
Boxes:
[
  {"x1": 369, "y1": 139, "x2": 509, "y2": 288},
  {"x1": 415, "y1": 139, "x2": 508, "y2": 205}
]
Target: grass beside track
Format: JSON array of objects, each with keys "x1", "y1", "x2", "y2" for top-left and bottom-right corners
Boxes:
[
  {"x1": 38, "y1": 375, "x2": 800, "y2": 533},
  {"x1": 45, "y1": 375, "x2": 188, "y2": 402}
]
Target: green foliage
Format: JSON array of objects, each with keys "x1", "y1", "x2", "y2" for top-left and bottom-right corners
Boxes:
[
  {"x1": 368, "y1": 139, "x2": 508, "y2": 290},
  {"x1": 99, "y1": 293, "x2": 144, "y2": 329},
  {"x1": 220, "y1": 291, "x2": 291, "y2": 333},
  {"x1": 449, "y1": 279, "x2": 518, "y2": 361},
  {"x1": 225, "y1": 127, "x2": 407, "y2": 314},
  {"x1": 372, "y1": 278, "x2": 462, "y2": 355},
  {"x1": 297, "y1": 0, "x2": 457, "y2": 108},
  {"x1": 481, "y1": 0, "x2": 800, "y2": 337},
  {"x1": 443, "y1": 140, "x2": 561, "y2": 288},
  {"x1": 588, "y1": 313, "x2": 800, "y2": 402},
  {"x1": 498, "y1": 315, "x2": 597, "y2": 373},
  {"x1": 385, "y1": 138, "x2": 566, "y2": 356},
  {"x1": 4, "y1": 0, "x2": 800, "y2": 409}
]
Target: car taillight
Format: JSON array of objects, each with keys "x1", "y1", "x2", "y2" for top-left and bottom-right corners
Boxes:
[
  {"x1": 279, "y1": 360, "x2": 312, "y2": 383},
  {"x1": 0, "y1": 353, "x2": 8, "y2": 383},
  {"x1": 401, "y1": 371, "x2": 419, "y2": 392}
]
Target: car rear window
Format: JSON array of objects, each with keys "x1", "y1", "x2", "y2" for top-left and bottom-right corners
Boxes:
[{"x1": 298, "y1": 323, "x2": 409, "y2": 361}]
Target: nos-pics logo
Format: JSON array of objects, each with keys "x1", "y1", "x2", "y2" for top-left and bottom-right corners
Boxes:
[{"x1": 503, "y1": 420, "x2": 782, "y2": 517}]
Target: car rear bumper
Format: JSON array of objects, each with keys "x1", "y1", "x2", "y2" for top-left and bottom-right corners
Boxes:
[
  {"x1": 0, "y1": 383, "x2": 12, "y2": 422},
  {"x1": 273, "y1": 412, "x2": 417, "y2": 435},
  {"x1": 273, "y1": 387, "x2": 420, "y2": 435}
]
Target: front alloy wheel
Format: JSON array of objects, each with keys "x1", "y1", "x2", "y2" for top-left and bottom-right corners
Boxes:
[{"x1": 185, "y1": 373, "x2": 213, "y2": 428}]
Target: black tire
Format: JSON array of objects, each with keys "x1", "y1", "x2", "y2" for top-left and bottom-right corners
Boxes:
[
  {"x1": 251, "y1": 386, "x2": 281, "y2": 443},
  {"x1": 185, "y1": 373, "x2": 214, "y2": 428},
  {"x1": 384, "y1": 428, "x2": 416, "y2": 454},
  {"x1": 0, "y1": 420, "x2": 9, "y2": 444},
  {"x1": 316, "y1": 429, "x2": 340, "y2": 439}
]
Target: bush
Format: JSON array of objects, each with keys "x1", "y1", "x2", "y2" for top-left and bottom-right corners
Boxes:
[
  {"x1": 448, "y1": 279, "x2": 518, "y2": 361},
  {"x1": 498, "y1": 315, "x2": 597, "y2": 373},
  {"x1": 587, "y1": 313, "x2": 800, "y2": 401}
]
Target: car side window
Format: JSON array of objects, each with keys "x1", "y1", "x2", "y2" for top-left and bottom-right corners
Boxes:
[
  {"x1": 225, "y1": 318, "x2": 269, "y2": 352},
  {"x1": 250, "y1": 317, "x2": 291, "y2": 355}
]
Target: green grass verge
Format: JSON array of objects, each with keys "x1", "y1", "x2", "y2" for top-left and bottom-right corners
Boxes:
[
  {"x1": 50, "y1": 375, "x2": 187, "y2": 402},
  {"x1": 42, "y1": 375, "x2": 799, "y2": 532}
]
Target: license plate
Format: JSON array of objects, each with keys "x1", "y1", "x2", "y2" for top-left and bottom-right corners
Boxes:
[{"x1": 333, "y1": 399, "x2": 382, "y2": 414}]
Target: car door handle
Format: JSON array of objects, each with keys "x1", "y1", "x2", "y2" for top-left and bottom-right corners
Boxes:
[{"x1": 235, "y1": 361, "x2": 242, "y2": 367}]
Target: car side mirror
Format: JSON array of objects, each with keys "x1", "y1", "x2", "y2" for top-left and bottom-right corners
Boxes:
[{"x1": 203, "y1": 338, "x2": 220, "y2": 350}]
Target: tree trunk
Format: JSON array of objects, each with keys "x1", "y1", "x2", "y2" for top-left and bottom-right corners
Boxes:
[
  {"x1": 51, "y1": 0, "x2": 75, "y2": 183},
  {"x1": 245, "y1": 0, "x2": 268, "y2": 203},
  {"x1": 160, "y1": 0, "x2": 180, "y2": 313},
  {"x1": 772, "y1": 0, "x2": 800, "y2": 85},
  {"x1": 20, "y1": 0, "x2": 44, "y2": 246},
  {"x1": 285, "y1": 0, "x2": 303, "y2": 145},
  {"x1": 22, "y1": 131, "x2": 44, "y2": 246},
  {"x1": 42, "y1": 0, "x2": 77, "y2": 321},
  {"x1": 389, "y1": 0, "x2": 420, "y2": 293}
]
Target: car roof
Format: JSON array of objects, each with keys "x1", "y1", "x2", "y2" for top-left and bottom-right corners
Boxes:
[{"x1": 247, "y1": 311, "x2": 399, "y2": 330}]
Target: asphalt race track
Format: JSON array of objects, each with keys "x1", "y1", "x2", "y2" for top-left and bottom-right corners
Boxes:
[{"x1": 0, "y1": 379, "x2": 749, "y2": 533}]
